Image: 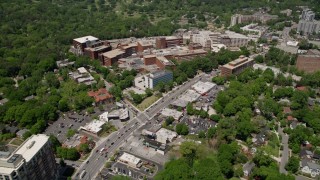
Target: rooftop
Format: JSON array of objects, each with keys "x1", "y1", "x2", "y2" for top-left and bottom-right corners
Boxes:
[
  {"x1": 74, "y1": 36, "x2": 99, "y2": 44},
  {"x1": 88, "y1": 88, "x2": 113, "y2": 103},
  {"x1": 79, "y1": 120, "x2": 106, "y2": 134},
  {"x1": 179, "y1": 90, "x2": 201, "y2": 102},
  {"x1": 149, "y1": 70, "x2": 172, "y2": 79},
  {"x1": 161, "y1": 108, "x2": 183, "y2": 120},
  {"x1": 192, "y1": 81, "x2": 216, "y2": 95},
  {"x1": 222, "y1": 56, "x2": 254, "y2": 69},
  {"x1": 118, "y1": 153, "x2": 141, "y2": 165},
  {"x1": 102, "y1": 49, "x2": 125, "y2": 58},
  {"x1": 15, "y1": 134, "x2": 49, "y2": 162}
]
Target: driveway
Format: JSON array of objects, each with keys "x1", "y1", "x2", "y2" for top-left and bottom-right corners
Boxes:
[{"x1": 278, "y1": 125, "x2": 289, "y2": 174}]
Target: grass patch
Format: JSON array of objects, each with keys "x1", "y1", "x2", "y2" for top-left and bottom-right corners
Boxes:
[
  {"x1": 261, "y1": 132, "x2": 280, "y2": 157},
  {"x1": 136, "y1": 95, "x2": 160, "y2": 111},
  {"x1": 10, "y1": 138, "x2": 24, "y2": 146}
]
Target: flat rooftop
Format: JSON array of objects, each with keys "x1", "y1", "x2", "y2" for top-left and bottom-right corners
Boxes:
[
  {"x1": 102, "y1": 49, "x2": 125, "y2": 58},
  {"x1": 149, "y1": 70, "x2": 172, "y2": 79},
  {"x1": 161, "y1": 108, "x2": 183, "y2": 120},
  {"x1": 74, "y1": 36, "x2": 98, "y2": 43},
  {"x1": 222, "y1": 56, "x2": 254, "y2": 69},
  {"x1": 192, "y1": 81, "x2": 216, "y2": 94},
  {"x1": 15, "y1": 134, "x2": 49, "y2": 162}
]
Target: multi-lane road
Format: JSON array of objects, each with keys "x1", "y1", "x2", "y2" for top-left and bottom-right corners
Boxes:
[{"x1": 73, "y1": 73, "x2": 206, "y2": 180}]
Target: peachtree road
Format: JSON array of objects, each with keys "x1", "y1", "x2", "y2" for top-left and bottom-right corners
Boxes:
[{"x1": 73, "y1": 73, "x2": 206, "y2": 180}]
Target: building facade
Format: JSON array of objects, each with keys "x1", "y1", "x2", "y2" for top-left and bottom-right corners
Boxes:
[
  {"x1": 0, "y1": 134, "x2": 58, "y2": 180},
  {"x1": 296, "y1": 49, "x2": 320, "y2": 73},
  {"x1": 219, "y1": 55, "x2": 254, "y2": 77},
  {"x1": 145, "y1": 70, "x2": 173, "y2": 89}
]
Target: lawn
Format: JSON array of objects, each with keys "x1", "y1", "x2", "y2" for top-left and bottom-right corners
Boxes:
[
  {"x1": 261, "y1": 132, "x2": 280, "y2": 157},
  {"x1": 136, "y1": 95, "x2": 160, "y2": 111}
]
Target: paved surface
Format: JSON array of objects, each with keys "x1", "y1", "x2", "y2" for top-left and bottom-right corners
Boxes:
[
  {"x1": 72, "y1": 73, "x2": 206, "y2": 180},
  {"x1": 278, "y1": 125, "x2": 289, "y2": 175}
]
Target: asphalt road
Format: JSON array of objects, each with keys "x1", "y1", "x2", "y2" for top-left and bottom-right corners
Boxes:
[
  {"x1": 72, "y1": 73, "x2": 206, "y2": 180},
  {"x1": 278, "y1": 125, "x2": 289, "y2": 175}
]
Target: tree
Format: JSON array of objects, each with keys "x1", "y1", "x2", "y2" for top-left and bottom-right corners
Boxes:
[
  {"x1": 175, "y1": 123, "x2": 189, "y2": 135},
  {"x1": 145, "y1": 88, "x2": 153, "y2": 97},
  {"x1": 49, "y1": 135, "x2": 61, "y2": 152},
  {"x1": 66, "y1": 129, "x2": 76, "y2": 138},
  {"x1": 193, "y1": 158, "x2": 223, "y2": 179},
  {"x1": 285, "y1": 156, "x2": 299, "y2": 173},
  {"x1": 112, "y1": 175, "x2": 131, "y2": 180},
  {"x1": 59, "y1": 159, "x2": 66, "y2": 167},
  {"x1": 198, "y1": 131, "x2": 206, "y2": 138},
  {"x1": 154, "y1": 159, "x2": 193, "y2": 180},
  {"x1": 207, "y1": 127, "x2": 216, "y2": 139},
  {"x1": 212, "y1": 76, "x2": 225, "y2": 85},
  {"x1": 79, "y1": 143, "x2": 90, "y2": 154},
  {"x1": 131, "y1": 92, "x2": 144, "y2": 104},
  {"x1": 254, "y1": 55, "x2": 264, "y2": 63},
  {"x1": 180, "y1": 141, "x2": 197, "y2": 166},
  {"x1": 165, "y1": 116, "x2": 174, "y2": 126}
]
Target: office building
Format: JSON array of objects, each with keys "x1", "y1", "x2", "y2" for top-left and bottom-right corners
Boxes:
[
  {"x1": 0, "y1": 134, "x2": 58, "y2": 180},
  {"x1": 145, "y1": 70, "x2": 173, "y2": 89},
  {"x1": 301, "y1": 9, "x2": 315, "y2": 21},
  {"x1": 296, "y1": 49, "x2": 320, "y2": 73},
  {"x1": 219, "y1": 55, "x2": 254, "y2": 77}
]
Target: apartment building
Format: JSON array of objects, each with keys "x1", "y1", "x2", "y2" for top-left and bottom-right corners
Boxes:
[
  {"x1": 230, "y1": 12, "x2": 278, "y2": 26},
  {"x1": 297, "y1": 8, "x2": 320, "y2": 35},
  {"x1": 219, "y1": 55, "x2": 254, "y2": 77},
  {"x1": 0, "y1": 134, "x2": 58, "y2": 180}
]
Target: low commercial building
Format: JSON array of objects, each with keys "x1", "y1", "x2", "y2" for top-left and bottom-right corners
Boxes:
[
  {"x1": 107, "y1": 108, "x2": 129, "y2": 121},
  {"x1": 137, "y1": 40, "x2": 153, "y2": 52},
  {"x1": 155, "y1": 128, "x2": 177, "y2": 144},
  {"x1": 161, "y1": 108, "x2": 183, "y2": 120},
  {"x1": 79, "y1": 120, "x2": 106, "y2": 135},
  {"x1": 171, "y1": 99, "x2": 189, "y2": 108},
  {"x1": 88, "y1": 88, "x2": 113, "y2": 105},
  {"x1": 179, "y1": 90, "x2": 201, "y2": 102},
  {"x1": 219, "y1": 55, "x2": 254, "y2": 77},
  {"x1": 296, "y1": 49, "x2": 320, "y2": 73},
  {"x1": 192, "y1": 81, "x2": 216, "y2": 95},
  {"x1": 0, "y1": 134, "x2": 58, "y2": 180},
  {"x1": 143, "y1": 137, "x2": 167, "y2": 155},
  {"x1": 118, "y1": 153, "x2": 142, "y2": 168}
]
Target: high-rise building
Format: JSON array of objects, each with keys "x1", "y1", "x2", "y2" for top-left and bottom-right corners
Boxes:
[
  {"x1": 135, "y1": 70, "x2": 173, "y2": 90},
  {"x1": 0, "y1": 134, "x2": 58, "y2": 180},
  {"x1": 297, "y1": 8, "x2": 320, "y2": 35}
]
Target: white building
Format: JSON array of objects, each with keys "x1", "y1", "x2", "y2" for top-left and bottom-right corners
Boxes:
[
  {"x1": 179, "y1": 90, "x2": 201, "y2": 102},
  {"x1": 161, "y1": 108, "x2": 183, "y2": 120},
  {"x1": 156, "y1": 128, "x2": 177, "y2": 144},
  {"x1": 79, "y1": 120, "x2": 106, "y2": 135},
  {"x1": 118, "y1": 153, "x2": 142, "y2": 168},
  {"x1": 301, "y1": 161, "x2": 320, "y2": 178},
  {"x1": 135, "y1": 71, "x2": 173, "y2": 90},
  {"x1": 0, "y1": 134, "x2": 58, "y2": 180},
  {"x1": 99, "y1": 112, "x2": 109, "y2": 122},
  {"x1": 192, "y1": 81, "x2": 216, "y2": 95}
]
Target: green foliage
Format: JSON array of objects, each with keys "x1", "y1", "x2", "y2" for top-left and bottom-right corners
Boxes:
[
  {"x1": 198, "y1": 131, "x2": 206, "y2": 138},
  {"x1": 212, "y1": 76, "x2": 225, "y2": 85},
  {"x1": 285, "y1": 156, "x2": 299, "y2": 173},
  {"x1": 49, "y1": 135, "x2": 61, "y2": 152},
  {"x1": 155, "y1": 159, "x2": 193, "y2": 180},
  {"x1": 175, "y1": 123, "x2": 189, "y2": 135},
  {"x1": 79, "y1": 143, "x2": 90, "y2": 154},
  {"x1": 56, "y1": 147, "x2": 80, "y2": 161},
  {"x1": 66, "y1": 129, "x2": 76, "y2": 138},
  {"x1": 165, "y1": 116, "x2": 175, "y2": 126},
  {"x1": 112, "y1": 175, "x2": 131, "y2": 180},
  {"x1": 207, "y1": 127, "x2": 216, "y2": 139}
]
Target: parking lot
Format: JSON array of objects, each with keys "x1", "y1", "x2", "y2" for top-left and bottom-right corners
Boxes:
[{"x1": 44, "y1": 103, "x2": 117, "y2": 142}]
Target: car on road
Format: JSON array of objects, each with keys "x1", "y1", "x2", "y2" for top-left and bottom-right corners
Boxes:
[{"x1": 111, "y1": 142, "x2": 114, "y2": 145}]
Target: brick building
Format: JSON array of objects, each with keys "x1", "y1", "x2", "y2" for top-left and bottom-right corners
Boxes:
[
  {"x1": 156, "y1": 36, "x2": 183, "y2": 49},
  {"x1": 137, "y1": 41, "x2": 153, "y2": 52},
  {"x1": 219, "y1": 55, "x2": 254, "y2": 77},
  {"x1": 73, "y1": 36, "x2": 99, "y2": 52},
  {"x1": 296, "y1": 49, "x2": 320, "y2": 73},
  {"x1": 84, "y1": 41, "x2": 112, "y2": 59},
  {"x1": 88, "y1": 88, "x2": 113, "y2": 105}
]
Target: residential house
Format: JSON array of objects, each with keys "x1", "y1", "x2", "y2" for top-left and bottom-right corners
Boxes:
[
  {"x1": 88, "y1": 88, "x2": 113, "y2": 105},
  {"x1": 301, "y1": 158, "x2": 320, "y2": 178}
]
